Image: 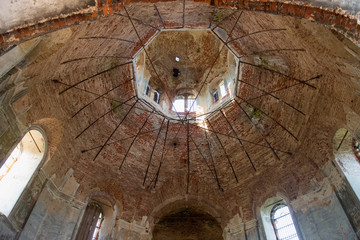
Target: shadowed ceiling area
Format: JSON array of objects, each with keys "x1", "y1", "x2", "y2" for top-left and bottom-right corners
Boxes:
[{"x1": 153, "y1": 207, "x2": 222, "y2": 240}]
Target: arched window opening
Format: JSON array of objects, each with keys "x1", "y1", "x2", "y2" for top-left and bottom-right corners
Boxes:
[
  {"x1": 76, "y1": 203, "x2": 104, "y2": 240},
  {"x1": 172, "y1": 95, "x2": 197, "y2": 113},
  {"x1": 333, "y1": 128, "x2": 360, "y2": 200},
  {"x1": 0, "y1": 129, "x2": 45, "y2": 217},
  {"x1": 271, "y1": 204, "x2": 299, "y2": 240}
]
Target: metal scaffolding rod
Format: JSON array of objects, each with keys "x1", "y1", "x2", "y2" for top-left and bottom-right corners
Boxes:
[
  {"x1": 81, "y1": 128, "x2": 161, "y2": 153},
  {"x1": 59, "y1": 61, "x2": 132, "y2": 95},
  {"x1": 186, "y1": 120, "x2": 190, "y2": 193},
  {"x1": 239, "y1": 60, "x2": 316, "y2": 89},
  {"x1": 61, "y1": 55, "x2": 133, "y2": 64},
  {"x1": 190, "y1": 136, "x2": 216, "y2": 180},
  {"x1": 184, "y1": 11, "x2": 243, "y2": 120},
  {"x1": 206, "y1": 119, "x2": 239, "y2": 183},
  {"x1": 79, "y1": 36, "x2": 144, "y2": 46},
  {"x1": 227, "y1": 28, "x2": 287, "y2": 44},
  {"x1": 75, "y1": 96, "x2": 136, "y2": 139},
  {"x1": 220, "y1": 109, "x2": 256, "y2": 171},
  {"x1": 189, "y1": 122, "x2": 291, "y2": 154},
  {"x1": 92, "y1": 100, "x2": 138, "y2": 162},
  {"x1": 153, "y1": 120, "x2": 170, "y2": 188},
  {"x1": 236, "y1": 95, "x2": 299, "y2": 141},
  {"x1": 143, "y1": 118, "x2": 166, "y2": 185},
  {"x1": 246, "y1": 74, "x2": 322, "y2": 102},
  {"x1": 115, "y1": 13, "x2": 160, "y2": 31},
  {"x1": 238, "y1": 79, "x2": 305, "y2": 116},
  {"x1": 119, "y1": 110, "x2": 154, "y2": 170},
  {"x1": 211, "y1": 10, "x2": 239, "y2": 30},
  {"x1": 72, "y1": 78, "x2": 134, "y2": 118},
  {"x1": 204, "y1": 129, "x2": 223, "y2": 191},
  {"x1": 154, "y1": 4, "x2": 165, "y2": 29},
  {"x1": 234, "y1": 99, "x2": 281, "y2": 161}
]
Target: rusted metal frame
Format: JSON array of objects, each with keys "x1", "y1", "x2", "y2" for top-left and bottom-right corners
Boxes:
[
  {"x1": 119, "y1": 109, "x2": 154, "y2": 170},
  {"x1": 79, "y1": 36, "x2": 144, "y2": 46},
  {"x1": 234, "y1": 99, "x2": 281, "y2": 161},
  {"x1": 220, "y1": 109, "x2": 256, "y2": 171},
  {"x1": 227, "y1": 28, "x2": 287, "y2": 44},
  {"x1": 76, "y1": 96, "x2": 136, "y2": 139},
  {"x1": 124, "y1": 7, "x2": 183, "y2": 121},
  {"x1": 61, "y1": 55, "x2": 133, "y2": 64},
  {"x1": 143, "y1": 118, "x2": 166, "y2": 186},
  {"x1": 153, "y1": 120, "x2": 170, "y2": 189},
  {"x1": 29, "y1": 131, "x2": 41, "y2": 153},
  {"x1": 182, "y1": 0, "x2": 185, "y2": 28},
  {"x1": 93, "y1": 100, "x2": 138, "y2": 162},
  {"x1": 54, "y1": 79, "x2": 161, "y2": 117},
  {"x1": 184, "y1": 11, "x2": 243, "y2": 120},
  {"x1": 186, "y1": 120, "x2": 190, "y2": 193},
  {"x1": 204, "y1": 129, "x2": 223, "y2": 191},
  {"x1": 114, "y1": 13, "x2": 160, "y2": 31},
  {"x1": 239, "y1": 48, "x2": 305, "y2": 58},
  {"x1": 211, "y1": 10, "x2": 239, "y2": 30},
  {"x1": 189, "y1": 122, "x2": 291, "y2": 154},
  {"x1": 154, "y1": 4, "x2": 165, "y2": 29},
  {"x1": 206, "y1": 119, "x2": 239, "y2": 183},
  {"x1": 245, "y1": 74, "x2": 322, "y2": 102},
  {"x1": 239, "y1": 60, "x2": 316, "y2": 89},
  {"x1": 236, "y1": 95, "x2": 299, "y2": 141},
  {"x1": 72, "y1": 78, "x2": 134, "y2": 118},
  {"x1": 59, "y1": 61, "x2": 132, "y2": 95},
  {"x1": 238, "y1": 79, "x2": 305, "y2": 116},
  {"x1": 337, "y1": 130, "x2": 349, "y2": 151},
  {"x1": 81, "y1": 128, "x2": 161, "y2": 153},
  {"x1": 186, "y1": 98, "x2": 233, "y2": 121}
]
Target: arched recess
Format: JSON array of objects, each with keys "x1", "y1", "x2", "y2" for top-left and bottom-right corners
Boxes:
[
  {"x1": 0, "y1": 126, "x2": 47, "y2": 217},
  {"x1": 149, "y1": 196, "x2": 225, "y2": 240},
  {"x1": 74, "y1": 191, "x2": 118, "y2": 240},
  {"x1": 259, "y1": 195, "x2": 301, "y2": 240},
  {"x1": 333, "y1": 127, "x2": 360, "y2": 200}
]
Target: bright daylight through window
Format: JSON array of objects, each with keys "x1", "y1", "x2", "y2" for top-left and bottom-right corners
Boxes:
[{"x1": 271, "y1": 205, "x2": 299, "y2": 240}]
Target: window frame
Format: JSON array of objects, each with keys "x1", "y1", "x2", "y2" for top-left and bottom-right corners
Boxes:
[{"x1": 270, "y1": 204, "x2": 299, "y2": 240}]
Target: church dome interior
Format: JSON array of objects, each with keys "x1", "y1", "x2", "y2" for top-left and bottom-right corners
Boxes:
[{"x1": 0, "y1": 0, "x2": 360, "y2": 239}]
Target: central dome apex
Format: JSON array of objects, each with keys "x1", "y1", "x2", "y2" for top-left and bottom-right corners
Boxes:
[{"x1": 134, "y1": 29, "x2": 239, "y2": 119}]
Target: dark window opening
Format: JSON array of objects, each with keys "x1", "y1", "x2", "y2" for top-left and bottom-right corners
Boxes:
[
  {"x1": 145, "y1": 85, "x2": 151, "y2": 96},
  {"x1": 173, "y1": 68, "x2": 180, "y2": 77},
  {"x1": 154, "y1": 90, "x2": 160, "y2": 104},
  {"x1": 353, "y1": 139, "x2": 360, "y2": 160},
  {"x1": 76, "y1": 202, "x2": 104, "y2": 240},
  {"x1": 212, "y1": 91, "x2": 219, "y2": 103}
]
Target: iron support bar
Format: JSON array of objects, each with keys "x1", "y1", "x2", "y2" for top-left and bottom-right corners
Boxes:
[
  {"x1": 29, "y1": 131, "x2": 41, "y2": 153},
  {"x1": 190, "y1": 136, "x2": 216, "y2": 179},
  {"x1": 211, "y1": 10, "x2": 238, "y2": 30},
  {"x1": 61, "y1": 55, "x2": 132, "y2": 64},
  {"x1": 239, "y1": 60, "x2": 316, "y2": 89},
  {"x1": 119, "y1": 110, "x2": 154, "y2": 170},
  {"x1": 115, "y1": 13, "x2": 160, "y2": 31},
  {"x1": 204, "y1": 130, "x2": 223, "y2": 191},
  {"x1": 337, "y1": 130, "x2": 348, "y2": 151},
  {"x1": 76, "y1": 96, "x2": 135, "y2": 139},
  {"x1": 234, "y1": 99, "x2": 281, "y2": 161},
  {"x1": 79, "y1": 36, "x2": 144, "y2": 46},
  {"x1": 186, "y1": 120, "x2": 190, "y2": 193},
  {"x1": 238, "y1": 79, "x2": 305, "y2": 116},
  {"x1": 236, "y1": 95, "x2": 298, "y2": 141},
  {"x1": 153, "y1": 120, "x2": 170, "y2": 188},
  {"x1": 239, "y1": 48, "x2": 305, "y2": 58},
  {"x1": 143, "y1": 118, "x2": 166, "y2": 185},
  {"x1": 93, "y1": 100, "x2": 138, "y2": 162},
  {"x1": 182, "y1": 0, "x2": 185, "y2": 27},
  {"x1": 227, "y1": 28, "x2": 287, "y2": 44},
  {"x1": 206, "y1": 120, "x2": 239, "y2": 183},
  {"x1": 154, "y1": 4, "x2": 165, "y2": 29},
  {"x1": 220, "y1": 109, "x2": 256, "y2": 171},
  {"x1": 72, "y1": 78, "x2": 134, "y2": 118},
  {"x1": 59, "y1": 61, "x2": 132, "y2": 95}
]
